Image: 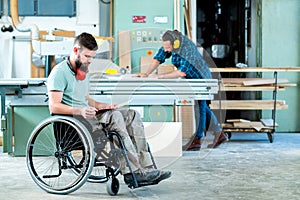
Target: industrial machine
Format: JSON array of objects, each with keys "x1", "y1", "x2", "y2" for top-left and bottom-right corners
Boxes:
[
  {"x1": 0, "y1": 0, "x2": 219, "y2": 157},
  {"x1": 1, "y1": 77, "x2": 218, "y2": 156}
]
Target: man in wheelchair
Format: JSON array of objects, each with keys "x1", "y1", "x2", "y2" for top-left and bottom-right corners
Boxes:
[{"x1": 47, "y1": 32, "x2": 172, "y2": 187}]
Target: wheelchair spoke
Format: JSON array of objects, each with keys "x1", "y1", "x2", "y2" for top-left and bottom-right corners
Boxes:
[{"x1": 27, "y1": 116, "x2": 94, "y2": 194}]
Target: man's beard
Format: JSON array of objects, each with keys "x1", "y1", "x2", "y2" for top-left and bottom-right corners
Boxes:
[{"x1": 75, "y1": 59, "x2": 88, "y2": 72}]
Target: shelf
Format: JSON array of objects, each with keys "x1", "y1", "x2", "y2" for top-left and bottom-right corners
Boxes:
[
  {"x1": 210, "y1": 67, "x2": 300, "y2": 73},
  {"x1": 210, "y1": 100, "x2": 288, "y2": 110},
  {"x1": 210, "y1": 69, "x2": 294, "y2": 143}
]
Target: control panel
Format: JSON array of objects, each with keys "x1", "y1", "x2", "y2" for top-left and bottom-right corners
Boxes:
[
  {"x1": 131, "y1": 29, "x2": 165, "y2": 44},
  {"x1": 129, "y1": 28, "x2": 167, "y2": 73}
]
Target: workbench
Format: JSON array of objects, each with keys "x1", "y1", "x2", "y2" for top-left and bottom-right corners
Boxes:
[
  {"x1": 89, "y1": 74, "x2": 218, "y2": 104},
  {"x1": 1, "y1": 76, "x2": 219, "y2": 156}
]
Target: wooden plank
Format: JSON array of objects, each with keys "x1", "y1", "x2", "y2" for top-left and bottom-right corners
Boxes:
[
  {"x1": 260, "y1": 119, "x2": 278, "y2": 127},
  {"x1": 233, "y1": 121, "x2": 265, "y2": 131},
  {"x1": 175, "y1": 105, "x2": 194, "y2": 138},
  {"x1": 140, "y1": 59, "x2": 175, "y2": 75},
  {"x1": 233, "y1": 122, "x2": 262, "y2": 127},
  {"x1": 220, "y1": 86, "x2": 285, "y2": 91},
  {"x1": 118, "y1": 30, "x2": 131, "y2": 69},
  {"x1": 140, "y1": 56, "x2": 153, "y2": 73},
  {"x1": 210, "y1": 67, "x2": 300, "y2": 73},
  {"x1": 221, "y1": 78, "x2": 288, "y2": 86},
  {"x1": 183, "y1": 1, "x2": 192, "y2": 40},
  {"x1": 94, "y1": 35, "x2": 115, "y2": 42},
  {"x1": 157, "y1": 64, "x2": 175, "y2": 74},
  {"x1": 227, "y1": 119, "x2": 251, "y2": 123},
  {"x1": 278, "y1": 83, "x2": 297, "y2": 87},
  {"x1": 220, "y1": 82, "x2": 296, "y2": 91},
  {"x1": 210, "y1": 100, "x2": 288, "y2": 110},
  {"x1": 52, "y1": 30, "x2": 75, "y2": 37},
  {"x1": 243, "y1": 78, "x2": 288, "y2": 86},
  {"x1": 222, "y1": 122, "x2": 274, "y2": 132},
  {"x1": 222, "y1": 78, "x2": 246, "y2": 86}
]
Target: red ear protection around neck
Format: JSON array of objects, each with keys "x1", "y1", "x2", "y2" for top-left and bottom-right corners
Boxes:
[
  {"x1": 66, "y1": 58, "x2": 87, "y2": 81},
  {"x1": 75, "y1": 68, "x2": 88, "y2": 80}
]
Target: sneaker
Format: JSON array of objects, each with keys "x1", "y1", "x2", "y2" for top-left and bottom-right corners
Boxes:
[
  {"x1": 123, "y1": 169, "x2": 160, "y2": 184},
  {"x1": 155, "y1": 170, "x2": 172, "y2": 183}
]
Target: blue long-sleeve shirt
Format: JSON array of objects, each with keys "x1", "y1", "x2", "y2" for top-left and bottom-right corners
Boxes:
[
  {"x1": 153, "y1": 31, "x2": 212, "y2": 79},
  {"x1": 154, "y1": 47, "x2": 204, "y2": 79}
]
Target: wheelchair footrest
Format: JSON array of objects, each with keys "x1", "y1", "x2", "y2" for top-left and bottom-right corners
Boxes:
[{"x1": 127, "y1": 180, "x2": 159, "y2": 189}]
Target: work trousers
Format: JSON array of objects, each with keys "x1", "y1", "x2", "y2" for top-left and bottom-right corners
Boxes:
[
  {"x1": 87, "y1": 109, "x2": 153, "y2": 174},
  {"x1": 194, "y1": 100, "x2": 222, "y2": 139}
]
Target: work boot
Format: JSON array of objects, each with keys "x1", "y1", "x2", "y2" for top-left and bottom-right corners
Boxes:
[
  {"x1": 123, "y1": 169, "x2": 160, "y2": 185},
  {"x1": 155, "y1": 170, "x2": 172, "y2": 183},
  {"x1": 183, "y1": 136, "x2": 202, "y2": 151},
  {"x1": 207, "y1": 131, "x2": 227, "y2": 148}
]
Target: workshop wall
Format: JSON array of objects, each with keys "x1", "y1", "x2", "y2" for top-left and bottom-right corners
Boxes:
[{"x1": 261, "y1": 0, "x2": 300, "y2": 132}]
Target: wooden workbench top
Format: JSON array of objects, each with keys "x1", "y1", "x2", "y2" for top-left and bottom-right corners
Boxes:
[{"x1": 210, "y1": 67, "x2": 300, "y2": 72}]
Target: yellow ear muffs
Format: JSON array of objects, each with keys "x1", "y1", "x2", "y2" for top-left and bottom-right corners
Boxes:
[{"x1": 173, "y1": 39, "x2": 180, "y2": 49}]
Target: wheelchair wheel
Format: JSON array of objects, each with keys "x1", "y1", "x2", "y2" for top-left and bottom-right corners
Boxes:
[
  {"x1": 26, "y1": 116, "x2": 95, "y2": 194},
  {"x1": 106, "y1": 177, "x2": 120, "y2": 196}
]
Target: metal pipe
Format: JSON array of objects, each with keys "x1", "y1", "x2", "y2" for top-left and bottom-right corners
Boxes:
[{"x1": 10, "y1": 0, "x2": 40, "y2": 40}]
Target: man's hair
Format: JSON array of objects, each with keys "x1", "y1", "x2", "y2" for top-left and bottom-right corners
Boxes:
[
  {"x1": 74, "y1": 32, "x2": 98, "y2": 51},
  {"x1": 162, "y1": 30, "x2": 181, "y2": 45}
]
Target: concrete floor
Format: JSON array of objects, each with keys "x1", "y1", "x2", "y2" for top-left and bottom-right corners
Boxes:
[{"x1": 1, "y1": 132, "x2": 300, "y2": 200}]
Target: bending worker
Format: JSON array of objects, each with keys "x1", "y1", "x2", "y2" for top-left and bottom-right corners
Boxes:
[{"x1": 141, "y1": 30, "x2": 227, "y2": 151}]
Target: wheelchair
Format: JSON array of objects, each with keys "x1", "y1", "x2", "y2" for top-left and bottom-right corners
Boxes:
[{"x1": 26, "y1": 115, "x2": 158, "y2": 196}]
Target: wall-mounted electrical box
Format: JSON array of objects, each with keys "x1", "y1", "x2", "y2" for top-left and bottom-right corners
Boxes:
[{"x1": 8, "y1": 0, "x2": 76, "y2": 17}]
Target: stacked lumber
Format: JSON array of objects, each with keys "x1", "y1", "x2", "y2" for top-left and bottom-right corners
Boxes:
[
  {"x1": 220, "y1": 78, "x2": 296, "y2": 91},
  {"x1": 222, "y1": 119, "x2": 278, "y2": 132},
  {"x1": 211, "y1": 77, "x2": 294, "y2": 110}
]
